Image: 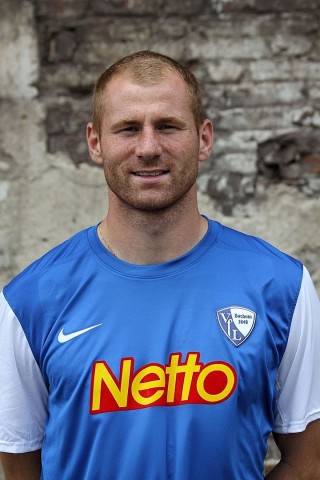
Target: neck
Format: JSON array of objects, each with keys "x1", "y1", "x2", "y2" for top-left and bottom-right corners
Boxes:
[{"x1": 99, "y1": 190, "x2": 208, "y2": 265}]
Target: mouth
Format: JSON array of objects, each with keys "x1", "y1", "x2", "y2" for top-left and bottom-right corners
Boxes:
[{"x1": 132, "y1": 170, "x2": 169, "y2": 177}]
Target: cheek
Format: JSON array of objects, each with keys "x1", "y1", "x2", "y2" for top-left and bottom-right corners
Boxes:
[{"x1": 101, "y1": 140, "x2": 134, "y2": 162}]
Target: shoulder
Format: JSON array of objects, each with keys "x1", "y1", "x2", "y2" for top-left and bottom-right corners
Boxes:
[
  {"x1": 213, "y1": 221, "x2": 303, "y2": 278},
  {"x1": 3, "y1": 226, "x2": 95, "y2": 305},
  {"x1": 216, "y1": 222, "x2": 300, "y2": 267},
  {"x1": 207, "y1": 220, "x2": 304, "y2": 324}
]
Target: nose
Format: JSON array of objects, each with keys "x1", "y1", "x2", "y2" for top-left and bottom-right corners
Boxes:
[{"x1": 135, "y1": 128, "x2": 162, "y2": 160}]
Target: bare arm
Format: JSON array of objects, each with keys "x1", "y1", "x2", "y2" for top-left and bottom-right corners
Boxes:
[
  {"x1": 265, "y1": 420, "x2": 320, "y2": 479},
  {"x1": 0, "y1": 450, "x2": 41, "y2": 480}
]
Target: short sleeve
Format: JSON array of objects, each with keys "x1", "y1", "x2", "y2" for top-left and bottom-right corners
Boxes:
[
  {"x1": 274, "y1": 266, "x2": 320, "y2": 433},
  {"x1": 0, "y1": 291, "x2": 48, "y2": 453}
]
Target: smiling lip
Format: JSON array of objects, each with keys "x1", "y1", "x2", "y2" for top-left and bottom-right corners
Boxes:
[
  {"x1": 131, "y1": 169, "x2": 169, "y2": 184},
  {"x1": 133, "y1": 170, "x2": 169, "y2": 177}
]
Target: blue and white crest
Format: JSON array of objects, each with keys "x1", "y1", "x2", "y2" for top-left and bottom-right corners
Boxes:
[{"x1": 216, "y1": 306, "x2": 256, "y2": 347}]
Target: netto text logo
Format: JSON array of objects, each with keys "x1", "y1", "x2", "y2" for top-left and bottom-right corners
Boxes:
[{"x1": 90, "y1": 352, "x2": 237, "y2": 414}]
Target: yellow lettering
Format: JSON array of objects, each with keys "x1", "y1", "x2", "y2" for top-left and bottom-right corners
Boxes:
[
  {"x1": 196, "y1": 363, "x2": 235, "y2": 402},
  {"x1": 131, "y1": 365, "x2": 165, "y2": 406},
  {"x1": 165, "y1": 353, "x2": 201, "y2": 402},
  {"x1": 90, "y1": 354, "x2": 237, "y2": 413},
  {"x1": 181, "y1": 353, "x2": 201, "y2": 401},
  {"x1": 91, "y1": 359, "x2": 132, "y2": 411},
  {"x1": 166, "y1": 353, "x2": 181, "y2": 402}
]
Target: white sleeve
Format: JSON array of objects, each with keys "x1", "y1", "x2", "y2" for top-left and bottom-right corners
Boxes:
[
  {"x1": 274, "y1": 266, "x2": 320, "y2": 433},
  {"x1": 0, "y1": 291, "x2": 48, "y2": 453}
]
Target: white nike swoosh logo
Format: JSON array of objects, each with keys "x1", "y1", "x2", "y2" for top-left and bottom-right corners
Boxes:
[{"x1": 58, "y1": 323, "x2": 103, "y2": 343}]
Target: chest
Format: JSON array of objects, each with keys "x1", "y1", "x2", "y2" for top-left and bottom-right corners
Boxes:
[{"x1": 38, "y1": 272, "x2": 285, "y2": 415}]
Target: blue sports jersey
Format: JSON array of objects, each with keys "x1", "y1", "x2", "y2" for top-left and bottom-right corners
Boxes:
[{"x1": 2, "y1": 219, "x2": 304, "y2": 479}]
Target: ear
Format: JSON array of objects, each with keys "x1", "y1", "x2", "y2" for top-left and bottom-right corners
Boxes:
[
  {"x1": 86, "y1": 122, "x2": 103, "y2": 165},
  {"x1": 199, "y1": 119, "x2": 214, "y2": 163}
]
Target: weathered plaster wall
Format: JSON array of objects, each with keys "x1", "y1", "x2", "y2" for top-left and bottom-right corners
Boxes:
[
  {"x1": 0, "y1": 0, "x2": 320, "y2": 475},
  {"x1": 1, "y1": 0, "x2": 319, "y2": 292},
  {"x1": 0, "y1": 0, "x2": 106, "y2": 288}
]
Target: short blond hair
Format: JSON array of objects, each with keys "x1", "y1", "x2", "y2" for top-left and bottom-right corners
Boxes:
[{"x1": 92, "y1": 50, "x2": 204, "y2": 136}]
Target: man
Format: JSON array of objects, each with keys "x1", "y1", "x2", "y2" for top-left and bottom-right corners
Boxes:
[{"x1": 0, "y1": 50, "x2": 320, "y2": 479}]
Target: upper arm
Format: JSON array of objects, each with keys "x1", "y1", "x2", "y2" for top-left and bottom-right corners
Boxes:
[
  {"x1": 0, "y1": 292, "x2": 47, "y2": 454},
  {"x1": 274, "y1": 267, "x2": 320, "y2": 433},
  {"x1": 0, "y1": 450, "x2": 41, "y2": 480},
  {"x1": 269, "y1": 268, "x2": 320, "y2": 478},
  {"x1": 273, "y1": 419, "x2": 320, "y2": 479}
]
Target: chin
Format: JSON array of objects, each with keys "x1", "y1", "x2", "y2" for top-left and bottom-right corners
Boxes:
[
  {"x1": 109, "y1": 182, "x2": 196, "y2": 213},
  {"x1": 125, "y1": 194, "x2": 192, "y2": 214}
]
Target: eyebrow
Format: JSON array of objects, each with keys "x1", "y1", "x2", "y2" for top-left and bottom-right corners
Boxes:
[{"x1": 157, "y1": 116, "x2": 187, "y2": 125}]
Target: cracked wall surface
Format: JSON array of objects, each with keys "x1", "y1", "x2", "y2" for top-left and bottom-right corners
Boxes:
[
  {"x1": 0, "y1": 0, "x2": 319, "y2": 475},
  {"x1": 1, "y1": 0, "x2": 318, "y2": 291}
]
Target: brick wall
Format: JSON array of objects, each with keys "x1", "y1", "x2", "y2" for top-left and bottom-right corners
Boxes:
[
  {"x1": 36, "y1": 0, "x2": 320, "y2": 209},
  {"x1": 31, "y1": 0, "x2": 320, "y2": 294}
]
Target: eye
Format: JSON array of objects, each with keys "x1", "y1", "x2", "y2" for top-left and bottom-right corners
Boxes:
[
  {"x1": 158, "y1": 124, "x2": 176, "y2": 130},
  {"x1": 122, "y1": 126, "x2": 139, "y2": 132}
]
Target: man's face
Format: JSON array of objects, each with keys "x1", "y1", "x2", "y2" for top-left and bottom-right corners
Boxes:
[{"x1": 87, "y1": 73, "x2": 213, "y2": 213}]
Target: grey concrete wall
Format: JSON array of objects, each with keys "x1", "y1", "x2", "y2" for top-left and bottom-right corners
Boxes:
[{"x1": 1, "y1": 0, "x2": 320, "y2": 475}]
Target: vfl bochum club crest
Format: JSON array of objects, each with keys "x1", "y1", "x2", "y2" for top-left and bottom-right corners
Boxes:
[{"x1": 216, "y1": 306, "x2": 256, "y2": 347}]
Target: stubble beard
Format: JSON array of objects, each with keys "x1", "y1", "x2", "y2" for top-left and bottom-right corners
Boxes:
[{"x1": 102, "y1": 158, "x2": 199, "y2": 215}]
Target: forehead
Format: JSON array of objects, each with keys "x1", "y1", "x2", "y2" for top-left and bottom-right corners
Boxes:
[{"x1": 101, "y1": 73, "x2": 193, "y2": 118}]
